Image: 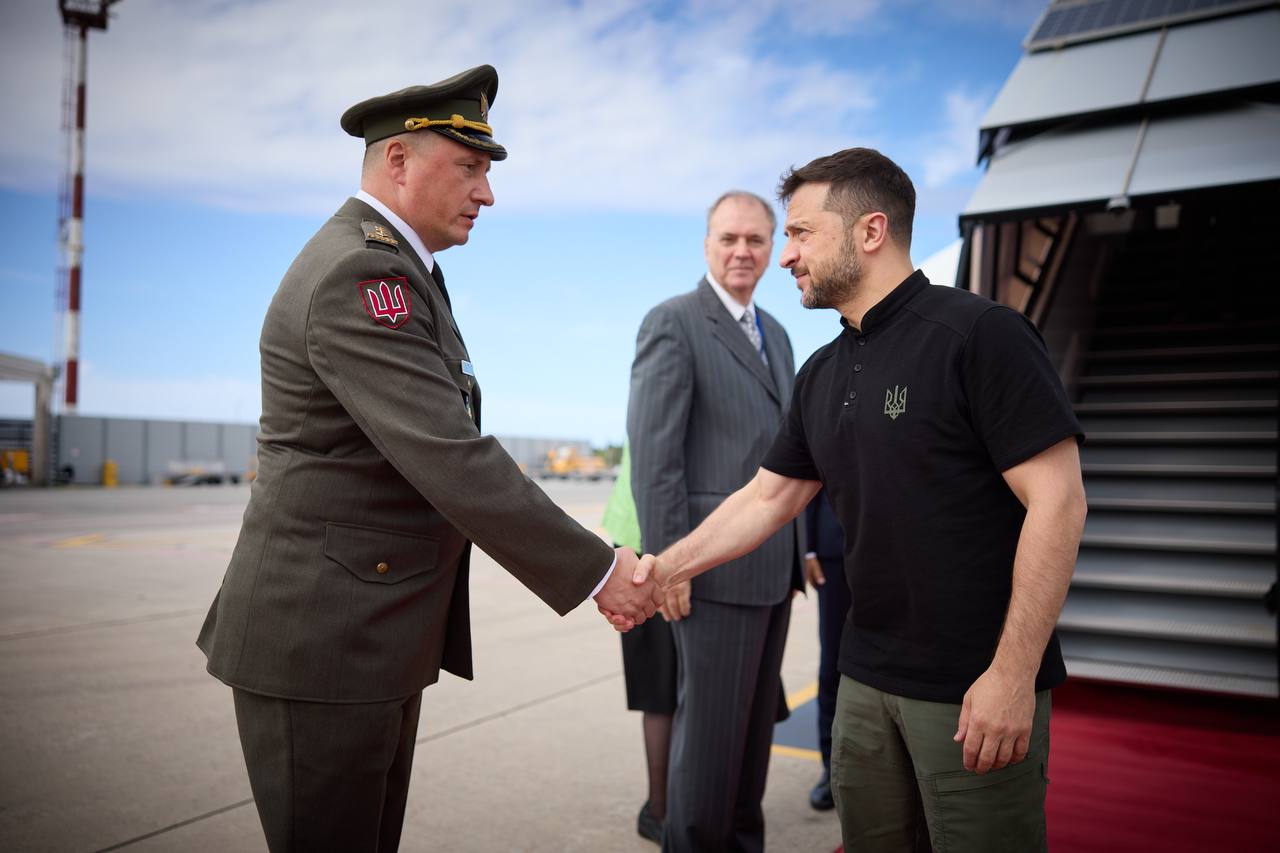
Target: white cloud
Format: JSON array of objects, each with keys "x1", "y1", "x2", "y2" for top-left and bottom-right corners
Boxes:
[
  {"x1": 920, "y1": 87, "x2": 989, "y2": 188},
  {"x1": 0, "y1": 0, "x2": 882, "y2": 216}
]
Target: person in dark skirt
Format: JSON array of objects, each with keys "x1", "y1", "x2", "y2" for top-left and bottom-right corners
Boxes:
[
  {"x1": 603, "y1": 444, "x2": 670, "y2": 843},
  {"x1": 620, "y1": 614, "x2": 679, "y2": 843}
]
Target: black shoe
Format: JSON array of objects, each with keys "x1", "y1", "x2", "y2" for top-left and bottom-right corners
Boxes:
[
  {"x1": 637, "y1": 800, "x2": 664, "y2": 844},
  {"x1": 809, "y1": 770, "x2": 835, "y2": 811}
]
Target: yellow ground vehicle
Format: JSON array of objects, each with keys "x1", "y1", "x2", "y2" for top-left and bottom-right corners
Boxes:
[{"x1": 542, "y1": 446, "x2": 609, "y2": 480}]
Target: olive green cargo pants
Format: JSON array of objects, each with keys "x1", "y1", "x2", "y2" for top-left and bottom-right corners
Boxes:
[{"x1": 831, "y1": 676, "x2": 1051, "y2": 853}]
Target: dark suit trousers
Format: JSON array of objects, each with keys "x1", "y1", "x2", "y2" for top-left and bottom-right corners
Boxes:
[
  {"x1": 664, "y1": 597, "x2": 792, "y2": 853},
  {"x1": 815, "y1": 557, "x2": 852, "y2": 770},
  {"x1": 232, "y1": 688, "x2": 422, "y2": 853}
]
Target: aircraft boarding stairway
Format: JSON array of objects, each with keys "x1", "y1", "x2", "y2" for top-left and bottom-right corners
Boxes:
[{"x1": 1058, "y1": 212, "x2": 1279, "y2": 698}]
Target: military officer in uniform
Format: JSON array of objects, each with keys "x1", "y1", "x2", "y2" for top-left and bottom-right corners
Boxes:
[{"x1": 197, "y1": 65, "x2": 663, "y2": 853}]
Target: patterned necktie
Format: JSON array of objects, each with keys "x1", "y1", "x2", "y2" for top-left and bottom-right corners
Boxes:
[{"x1": 739, "y1": 308, "x2": 769, "y2": 366}]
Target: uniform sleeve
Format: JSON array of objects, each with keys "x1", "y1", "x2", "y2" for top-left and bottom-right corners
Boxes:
[
  {"x1": 761, "y1": 368, "x2": 821, "y2": 481},
  {"x1": 305, "y1": 250, "x2": 612, "y2": 615},
  {"x1": 960, "y1": 306, "x2": 1084, "y2": 472},
  {"x1": 626, "y1": 305, "x2": 694, "y2": 554}
]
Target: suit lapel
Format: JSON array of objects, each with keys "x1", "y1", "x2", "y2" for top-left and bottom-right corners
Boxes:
[{"x1": 697, "y1": 279, "x2": 779, "y2": 404}]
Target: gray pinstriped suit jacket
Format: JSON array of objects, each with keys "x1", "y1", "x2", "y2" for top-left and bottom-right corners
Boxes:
[{"x1": 627, "y1": 279, "x2": 804, "y2": 605}]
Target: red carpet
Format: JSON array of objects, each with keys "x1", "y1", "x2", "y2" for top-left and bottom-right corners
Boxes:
[{"x1": 1046, "y1": 679, "x2": 1280, "y2": 851}]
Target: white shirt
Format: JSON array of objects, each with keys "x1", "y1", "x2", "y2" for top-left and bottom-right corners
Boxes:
[
  {"x1": 353, "y1": 190, "x2": 617, "y2": 603},
  {"x1": 705, "y1": 270, "x2": 757, "y2": 322},
  {"x1": 355, "y1": 189, "x2": 436, "y2": 274}
]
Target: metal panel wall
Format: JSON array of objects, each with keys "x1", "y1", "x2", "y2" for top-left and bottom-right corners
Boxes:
[
  {"x1": 57, "y1": 416, "x2": 105, "y2": 484},
  {"x1": 51, "y1": 417, "x2": 597, "y2": 485},
  {"x1": 103, "y1": 418, "x2": 146, "y2": 484},
  {"x1": 56, "y1": 415, "x2": 260, "y2": 485},
  {"x1": 183, "y1": 422, "x2": 220, "y2": 464},
  {"x1": 145, "y1": 421, "x2": 183, "y2": 483},
  {"x1": 220, "y1": 424, "x2": 259, "y2": 475}
]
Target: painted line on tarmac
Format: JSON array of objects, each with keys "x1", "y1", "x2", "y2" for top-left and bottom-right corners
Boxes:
[
  {"x1": 773, "y1": 680, "x2": 822, "y2": 763},
  {"x1": 416, "y1": 670, "x2": 623, "y2": 745},
  {"x1": 0, "y1": 608, "x2": 207, "y2": 642},
  {"x1": 52, "y1": 532, "x2": 108, "y2": 548},
  {"x1": 85, "y1": 672, "x2": 624, "y2": 850},
  {"x1": 788, "y1": 680, "x2": 819, "y2": 708},
  {"x1": 92, "y1": 798, "x2": 255, "y2": 852},
  {"x1": 772, "y1": 744, "x2": 822, "y2": 762}
]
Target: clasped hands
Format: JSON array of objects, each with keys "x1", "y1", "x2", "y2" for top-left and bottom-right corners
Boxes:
[{"x1": 593, "y1": 548, "x2": 684, "y2": 631}]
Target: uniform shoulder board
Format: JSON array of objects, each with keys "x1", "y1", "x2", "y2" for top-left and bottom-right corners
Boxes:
[{"x1": 362, "y1": 220, "x2": 400, "y2": 252}]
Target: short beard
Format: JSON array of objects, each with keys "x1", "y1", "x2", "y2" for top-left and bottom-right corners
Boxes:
[{"x1": 800, "y1": 232, "x2": 862, "y2": 310}]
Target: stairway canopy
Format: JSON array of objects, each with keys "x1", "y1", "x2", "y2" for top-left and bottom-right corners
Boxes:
[{"x1": 965, "y1": 2, "x2": 1280, "y2": 222}]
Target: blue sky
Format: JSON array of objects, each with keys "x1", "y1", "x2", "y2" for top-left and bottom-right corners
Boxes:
[{"x1": 0, "y1": 0, "x2": 1042, "y2": 444}]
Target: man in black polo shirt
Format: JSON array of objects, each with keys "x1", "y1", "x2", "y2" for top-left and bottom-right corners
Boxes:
[{"x1": 636, "y1": 148, "x2": 1086, "y2": 852}]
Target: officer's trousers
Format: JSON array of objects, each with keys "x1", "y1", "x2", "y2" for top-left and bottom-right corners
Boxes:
[{"x1": 233, "y1": 688, "x2": 422, "y2": 853}]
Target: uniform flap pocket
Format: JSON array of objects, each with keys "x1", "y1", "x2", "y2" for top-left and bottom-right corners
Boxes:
[
  {"x1": 323, "y1": 521, "x2": 440, "y2": 585},
  {"x1": 931, "y1": 755, "x2": 1042, "y2": 794},
  {"x1": 443, "y1": 358, "x2": 476, "y2": 393}
]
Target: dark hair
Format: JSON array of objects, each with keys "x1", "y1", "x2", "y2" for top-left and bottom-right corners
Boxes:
[
  {"x1": 706, "y1": 190, "x2": 777, "y2": 233},
  {"x1": 777, "y1": 148, "x2": 915, "y2": 248}
]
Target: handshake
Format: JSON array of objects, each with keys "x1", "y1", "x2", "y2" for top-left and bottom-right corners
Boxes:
[{"x1": 592, "y1": 547, "x2": 687, "y2": 631}]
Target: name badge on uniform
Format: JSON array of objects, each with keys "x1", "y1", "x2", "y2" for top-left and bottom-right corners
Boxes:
[{"x1": 444, "y1": 358, "x2": 479, "y2": 423}]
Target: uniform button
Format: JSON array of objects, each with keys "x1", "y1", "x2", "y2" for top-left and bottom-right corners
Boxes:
[
  {"x1": 854, "y1": 364, "x2": 863, "y2": 372},
  {"x1": 857, "y1": 337, "x2": 867, "y2": 346},
  {"x1": 376, "y1": 561, "x2": 390, "y2": 574},
  {"x1": 849, "y1": 391, "x2": 857, "y2": 400},
  {"x1": 843, "y1": 402, "x2": 849, "y2": 407}
]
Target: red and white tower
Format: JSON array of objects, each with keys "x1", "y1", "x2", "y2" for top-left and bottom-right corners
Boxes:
[{"x1": 57, "y1": 0, "x2": 120, "y2": 411}]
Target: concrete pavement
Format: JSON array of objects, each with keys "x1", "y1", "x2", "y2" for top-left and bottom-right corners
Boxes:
[{"x1": 0, "y1": 481, "x2": 839, "y2": 852}]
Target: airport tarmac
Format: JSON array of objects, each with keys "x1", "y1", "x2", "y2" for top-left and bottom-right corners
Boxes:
[{"x1": 0, "y1": 481, "x2": 839, "y2": 852}]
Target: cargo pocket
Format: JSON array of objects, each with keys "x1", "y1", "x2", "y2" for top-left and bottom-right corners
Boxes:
[{"x1": 926, "y1": 752, "x2": 1048, "y2": 853}]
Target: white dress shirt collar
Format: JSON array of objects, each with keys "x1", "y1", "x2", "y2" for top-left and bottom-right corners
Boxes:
[
  {"x1": 705, "y1": 270, "x2": 756, "y2": 322},
  {"x1": 355, "y1": 189, "x2": 435, "y2": 273}
]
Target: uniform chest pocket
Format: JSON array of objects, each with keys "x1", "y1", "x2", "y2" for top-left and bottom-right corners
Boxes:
[{"x1": 323, "y1": 521, "x2": 440, "y2": 585}]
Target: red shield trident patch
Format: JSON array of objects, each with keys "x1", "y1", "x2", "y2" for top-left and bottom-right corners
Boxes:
[{"x1": 358, "y1": 277, "x2": 412, "y2": 329}]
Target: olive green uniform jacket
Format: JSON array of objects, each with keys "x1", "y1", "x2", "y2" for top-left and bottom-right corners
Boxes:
[{"x1": 197, "y1": 197, "x2": 612, "y2": 703}]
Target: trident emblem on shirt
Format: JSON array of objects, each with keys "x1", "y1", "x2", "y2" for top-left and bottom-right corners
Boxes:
[{"x1": 884, "y1": 385, "x2": 907, "y2": 420}]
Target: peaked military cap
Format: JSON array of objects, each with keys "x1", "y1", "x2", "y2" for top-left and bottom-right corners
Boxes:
[{"x1": 340, "y1": 64, "x2": 507, "y2": 160}]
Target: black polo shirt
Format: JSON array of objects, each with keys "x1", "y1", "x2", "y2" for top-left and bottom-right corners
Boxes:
[{"x1": 762, "y1": 271, "x2": 1082, "y2": 703}]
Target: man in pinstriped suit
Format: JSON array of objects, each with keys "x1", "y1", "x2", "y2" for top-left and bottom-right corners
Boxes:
[{"x1": 628, "y1": 191, "x2": 805, "y2": 852}]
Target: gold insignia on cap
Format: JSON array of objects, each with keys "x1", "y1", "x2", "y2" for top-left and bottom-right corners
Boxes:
[
  {"x1": 404, "y1": 114, "x2": 494, "y2": 136},
  {"x1": 479, "y1": 91, "x2": 489, "y2": 123}
]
